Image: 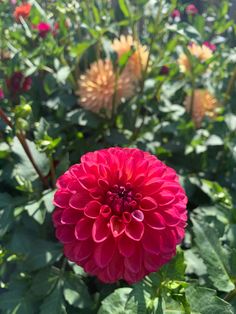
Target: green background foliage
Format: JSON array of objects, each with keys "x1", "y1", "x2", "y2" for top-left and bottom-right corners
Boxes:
[{"x1": 0, "y1": 0, "x2": 236, "y2": 313}]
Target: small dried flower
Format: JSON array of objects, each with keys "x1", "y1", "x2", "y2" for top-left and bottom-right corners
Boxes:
[
  {"x1": 14, "y1": 3, "x2": 31, "y2": 22},
  {"x1": 53, "y1": 147, "x2": 187, "y2": 283},
  {"x1": 112, "y1": 35, "x2": 149, "y2": 81},
  {"x1": 160, "y1": 65, "x2": 169, "y2": 76},
  {"x1": 77, "y1": 59, "x2": 134, "y2": 115},
  {"x1": 178, "y1": 43, "x2": 213, "y2": 73},
  {"x1": 186, "y1": 4, "x2": 198, "y2": 15},
  {"x1": 184, "y1": 89, "x2": 219, "y2": 127}
]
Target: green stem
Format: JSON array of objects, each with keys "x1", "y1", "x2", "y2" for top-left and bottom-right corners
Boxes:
[
  {"x1": 224, "y1": 66, "x2": 236, "y2": 106},
  {"x1": 0, "y1": 108, "x2": 49, "y2": 188},
  {"x1": 224, "y1": 287, "x2": 236, "y2": 302}
]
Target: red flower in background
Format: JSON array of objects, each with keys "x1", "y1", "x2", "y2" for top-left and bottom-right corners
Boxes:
[
  {"x1": 52, "y1": 147, "x2": 187, "y2": 283},
  {"x1": 6, "y1": 72, "x2": 32, "y2": 95},
  {"x1": 160, "y1": 65, "x2": 169, "y2": 76},
  {"x1": 186, "y1": 4, "x2": 198, "y2": 15},
  {"x1": 203, "y1": 41, "x2": 216, "y2": 52},
  {"x1": 171, "y1": 9, "x2": 181, "y2": 19},
  {"x1": 0, "y1": 88, "x2": 4, "y2": 100},
  {"x1": 37, "y1": 22, "x2": 51, "y2": 38},
  {"x1": 14, "y1": 3, "x2": 31, "y2": 22}
]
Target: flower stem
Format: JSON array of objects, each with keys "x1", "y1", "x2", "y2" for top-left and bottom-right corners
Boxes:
[
  {"x1": 50, "y1": 156, "x2": 56, "y2": 188},
  {"x1": 0, "y1": 108, "x2": 49, "y2": 188},
  {"x1": 224, "y1": 66, "x2": 236, "y2": 106},
  {"x1": 224, "y1": 287, "x2": 236, "y2": 302}
]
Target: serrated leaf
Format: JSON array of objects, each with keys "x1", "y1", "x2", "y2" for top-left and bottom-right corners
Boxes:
[
  {"x1": 192, "y1": 218, "x2": 235, "y2": 292},
  {"x1": 98, "y1": 288, "x2": 137, "y2": 314},
  {"x1": 186, "y1": 286, "x2": 233, "y2": 314}
]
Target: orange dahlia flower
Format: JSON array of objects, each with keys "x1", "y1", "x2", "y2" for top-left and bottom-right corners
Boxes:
[
  {"x1": 77, "y1": 59, "x2": 134, "y2": 115},
  {"x1": 184, "y1": 89, "x2": 219, "y2": 127},
  {"x1": 112, "y1": 35, "x2": 149, "y2": 81},
  {"x1": 14, "y1": 3, "x2": 31, "y2": 22},
  {"x1": 178, "y1": 43, "x2": 213, "y2": 73}
]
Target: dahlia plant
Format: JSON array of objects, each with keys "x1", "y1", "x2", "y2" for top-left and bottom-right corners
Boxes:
[{"x1": 0, "y1": 0, "x2": 236, "y2": 313}]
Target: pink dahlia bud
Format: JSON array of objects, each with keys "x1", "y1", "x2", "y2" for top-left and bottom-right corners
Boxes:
[
  {"x1": 0, "y1": 88, "x2": 4, "y2": 100},
  {"x1": 171, "y1": 9, "x2": 181, "y2": 19},
  {"x1": 203, "y1": 41, "x2": 216, "y2": 52},
  {"x1": 186, "y1": 4, "x2": 198, "y2": 15},
  {"x1": 52, "y1": 148, "x2": 188, "y2": 283},
  {"x1": 6, "y1": 72, "x2": 32, "y2": 94},
  {"x1": 37, "y1": 22, "x2": 51, "y2": 38},
  {"x1": 160, "y1": 65, "x2": 169, "y2": 75}
]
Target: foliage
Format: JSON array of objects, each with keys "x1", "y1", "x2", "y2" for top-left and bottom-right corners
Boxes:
[{"x1": 1, "y1": 0, "x2": 236, "y2": 313}]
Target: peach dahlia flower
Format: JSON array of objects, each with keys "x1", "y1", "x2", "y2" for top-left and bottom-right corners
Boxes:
[
  {"x1": 178, "y1": 43, "x2": 213, "y2": 73},
  {"x1": 112, "y1": 35, "x2": 149, "y2": 81},
  {"x1": 184, "y1": 89, "x2": 219, "y2": 127},
  {"x1": 77, "y1": 59, "x2": 134, "y2": 115}
]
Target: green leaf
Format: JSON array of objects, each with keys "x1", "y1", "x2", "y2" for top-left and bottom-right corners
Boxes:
[
  {"x1": 54, "y1": 66, "x2": 70, "y2": 84},
  {"x1": 12, "y1": 137, "x2": 50, "y2": 180},
  {"x1": 0, "y1": 193, "x2": 14, "y2": 237},
  {"x1": 63, "y1": 273, "x2": 92, "y2": 309},
  {"x1": 118, "y1": 0, "x2": 130, "y2": 17},
  {"x1": 9, "y1": 231, "x2": 62, "y2": 271},
  {"x1": 98, "y1": 288, "x2": 137, "y2": 314},
  {"x1": 40, "y1": 284, "x2": 66, "y2": 314},
  {"x1": 161, "y1": 251, "x2": 186, "y2": 281},
  {"x1": 0, "y1": 280, "x2": 34, "y2": 314},
  {"x1": 205, "y1": 135, "x2": 224, "y2": 146},
  {"x1": 70, "y1": 40, "x2": 96, "y2": 58},
  {"x1": 192, "y1": 218, "x2": 235, "y2": 292},
  {"x1": 31, "y1": 268, "x2": 60, "y2": 297},
  {"x1": 186, "y1": 286, "x2": 233, "y2": 314}
]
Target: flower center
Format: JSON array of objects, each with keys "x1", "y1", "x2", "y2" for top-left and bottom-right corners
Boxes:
[{"x1": 106, "y1": 183, "x2": 141, "y2": 215}]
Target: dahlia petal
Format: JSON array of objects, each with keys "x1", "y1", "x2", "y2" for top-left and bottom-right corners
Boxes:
[
  {"x1": 56, "y1": 225, "x2": 75, "y2": 243},
  {"x1": 140, "y1": 197, "x2": 157, "y2": 211},
  {"x1": 84, "y1": 200, "x2": 101, "y2": 218},
  {"x1": 142, "y1": 227, "x2": 160, "y2": 254},
  {"x1": 84, "y1": 259, "x2": 99, "y2": 275},
  {"x1": 118, "y1": 234, "x2": 135, "y2": 257},
  {"x1": 92, "y1": 217, "x2": 110, "y2": 243},
  {"x1": 132, "y1": 210, "x2": 144, "y2": 222},
  {"x1": 74, "y1": 238, "x2": 94, "y2": 262},
  {"x1": 75, "y1": 218, "x2": 93, "y2": 240},
  {"x1": 125, "y1": 220, "x2": 144, "y2": 241},
  {"x1": 144, "y1": 251, "x2": 161, "y2": 272},
  {"x1": 124, "y1": 246, "x2": 142, "y2": 273},
  {"x1": 110, "y1": 216, "x2": 125, "y2": 237},
  {"x1": 52, "y1": 209, "x2": 63, "y2": 227},
  {"x1": 162, "y1": 208, "x2": 181, "y2": 226},
  {"x1": 98, "y1": 178, "x2": 109, "y2": 189},
  {"x1": 144, "y1": 212, "x2": 166, "y2": 230},
  {"x1": 94, "y1": 236, "x2": 115, "y2": 268},
  {"x1": 100, "y1": 205, "x2": 112, "y2": 218},
  {"x1": 141, "y1": 179, "x2": 164, "y2": 194},
  {"x1": 158, "y1": 190, "x2": 175, "y2": 206},
  {"x1": 159, "y1": 230, "x2": 176, "y2": 253},
  {"x1": 61, "y1": 208, "x2": 82, "y2": 224},
  {"x1": 107, "y1": 251, "x2": 123, "y2": 281},
  {"x1": 56, "y1": 172, "x2": 71, "y2": 189},
  {"x1": 69, "y1": 193, "x2": 87, "y2": 210},
  {"x1": 122, "y1": 211, "x2": 131, "y2": 223},
  {"x1": 53, "y1": 191, "x2": 71, "y2": 208},
  {"x1": 79, "y1": 175, "x2": 97, "y2": 189}
]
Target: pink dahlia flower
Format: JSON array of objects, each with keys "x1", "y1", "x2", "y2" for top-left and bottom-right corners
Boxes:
[
  {"x1": 171, "y1": 9, "x2": 181, "y2": 19},
  {"x1": 6, "y1": 72, "x2": 32, "y2": 95},
  {"x1": 53, "y1": 147, "x2": 187, "y2": 283},
  {"x1": 37, "y1": 22, "x2": 51, "y2": 38},
  {"x1": 0, "y1": 88, "x2": 4, "y2": 100},
  {"x1": 186, "y1": 4, "x2": 198, "y2": 15},
  {"x1": 203, "y1": 41, "x2": 216, "y2": 52}
]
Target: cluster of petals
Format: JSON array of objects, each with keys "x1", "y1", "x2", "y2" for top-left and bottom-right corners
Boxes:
[
  {"x1": 37, "y1": 22, "x2": 51, "y2": 38},
  {"x1": 0, "y1": 88, "x2": 4, "y2": 100},
  {"x1": 6, "y1": 72, "x2": 32, "y2": 95},
  {"x1": 178, "y1": 43, "x2": 213, "y2": 73},
  {"x1": 112, "y1": 35, "x2": 149, "y2": 81},
  {"x1": 171, "y1": 9, "x2": 181, "y2": 20},
  {"x1": 13, "y1": 3, "x2": 31, "y2": 22},
  {"x1": 203, "y1": 41, "x2": 216, "y2": 52},
  {"x1": 184, "y1": 89, "x2": 219, "y2": 127},
  {"x1": 77, "y1": 59, "x2": 134, "y2": 115},
  {"x1": 185, "y1": 4, "x2": 198, "y2": 15},
  {"x1": 53, "y1": 147, "x2": 187, "y2": 283}
]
